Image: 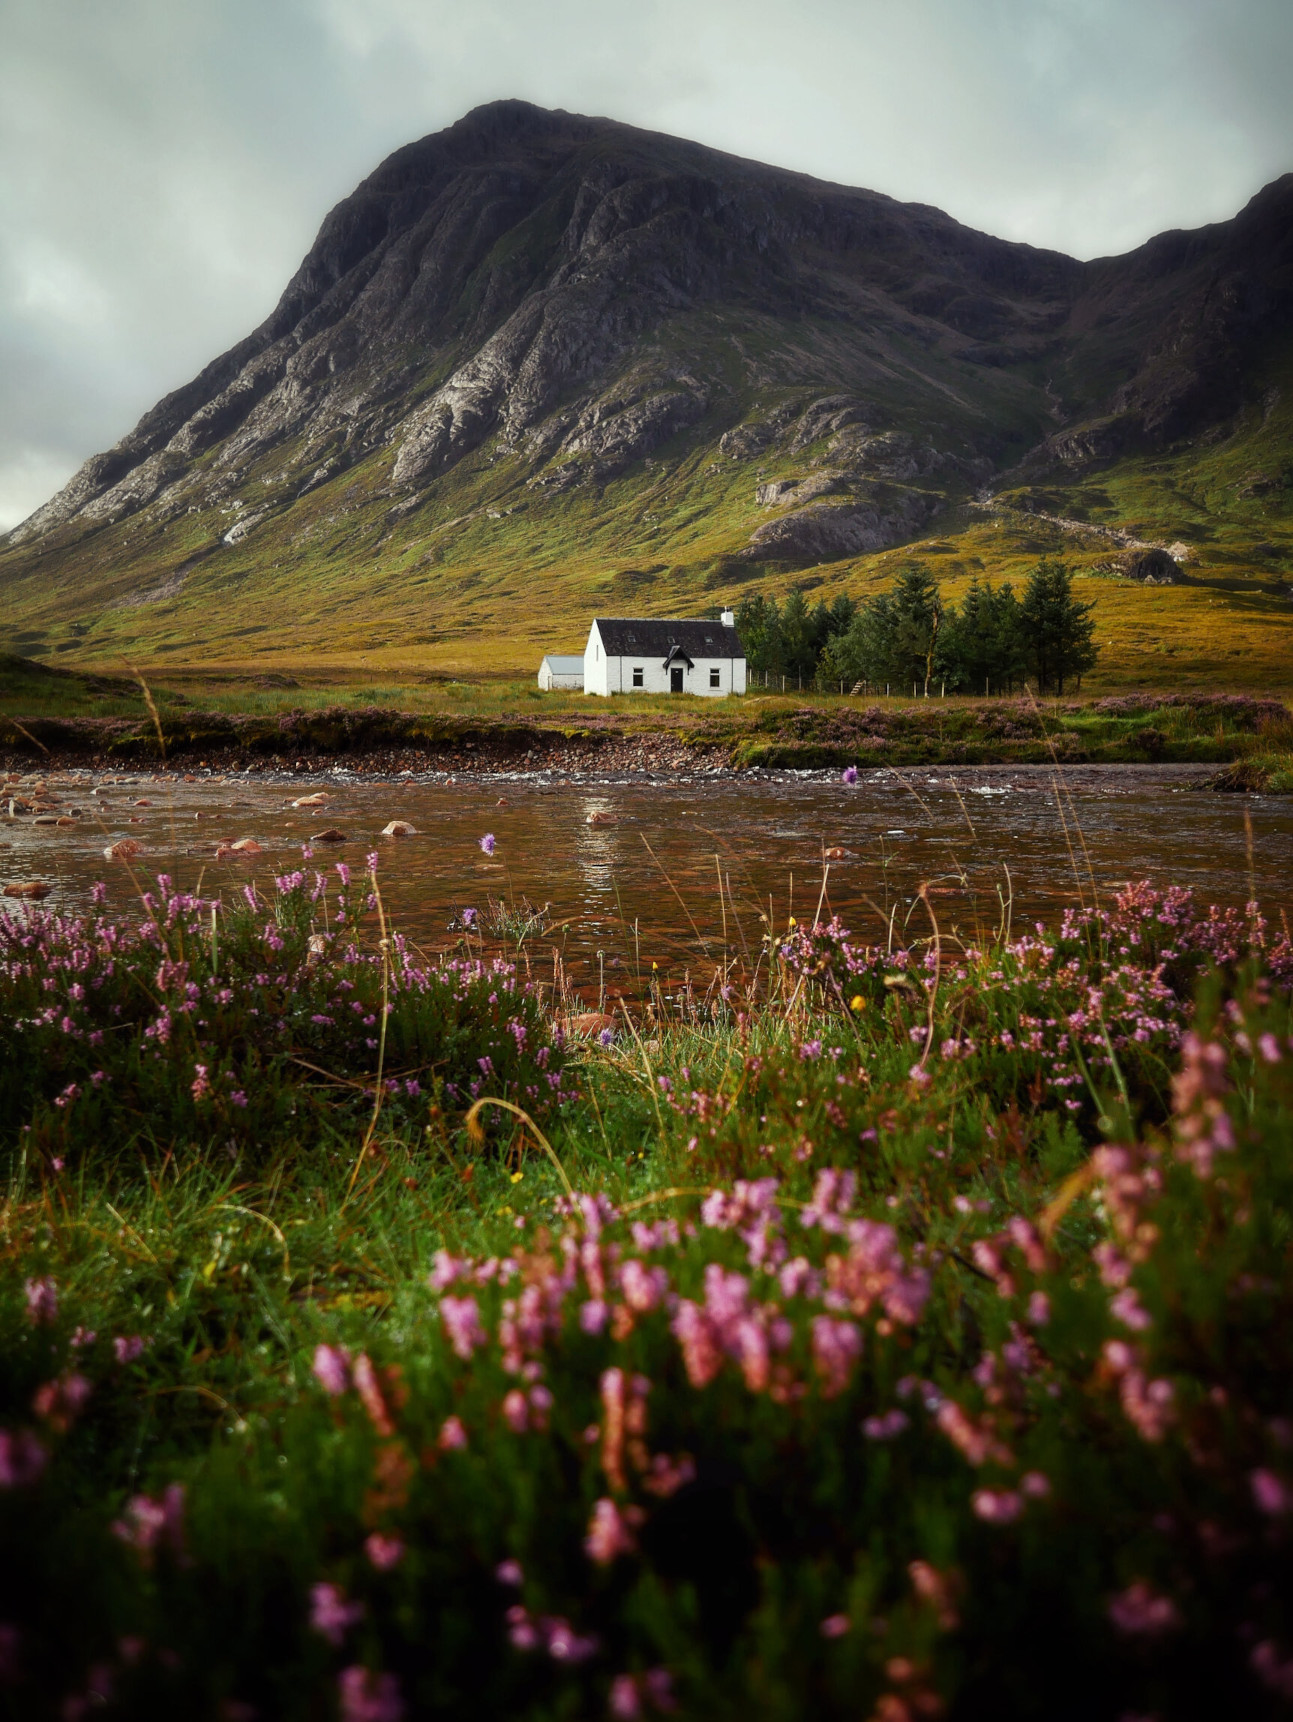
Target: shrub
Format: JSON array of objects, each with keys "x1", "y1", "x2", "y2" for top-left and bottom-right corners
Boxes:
[{"x1": 0, "y1": 860, "x2": 572, "y2": 1168}]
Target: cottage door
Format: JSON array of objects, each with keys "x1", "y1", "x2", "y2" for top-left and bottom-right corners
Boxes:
[{"x1": 670, "y1": 666, "x2": 684, "y2": 693}]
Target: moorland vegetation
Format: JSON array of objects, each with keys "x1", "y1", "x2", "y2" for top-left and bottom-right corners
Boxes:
[{"x1": 2, "y1": 838, "x2": 1292, "y2": 1719}]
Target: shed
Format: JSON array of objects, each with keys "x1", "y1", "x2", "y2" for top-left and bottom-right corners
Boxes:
[
  {"x1": 584, "y1": 611, "x2": 746, "y2": 698},
  {"x1": 538, "y1": 654, "x2": 585, "y2": 691}
]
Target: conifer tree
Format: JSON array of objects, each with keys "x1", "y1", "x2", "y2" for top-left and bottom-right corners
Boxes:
[
  {"x1": 733, "y1": 594, "x2": 784, "y2": 679},
  {"x1": 834, "y1": 564, "x2": 943, "y2": 694},
  {"x1": 1019, "y1": 559, "x2": 1098, "y2": 694},
  {"x1": 940, "y1": 578, "x2": 1028, "y2": 694}
]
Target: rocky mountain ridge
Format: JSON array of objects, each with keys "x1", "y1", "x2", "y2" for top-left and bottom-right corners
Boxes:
[{"x1": 2, "y1": 100, "x2": 1291, "y2": 664}]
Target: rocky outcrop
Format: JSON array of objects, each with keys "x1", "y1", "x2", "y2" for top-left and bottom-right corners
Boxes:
[
  {"x1": 1120, "y1": 547, "x2": 1184, "y2": 584},
  {"x1": 742, "y1": 486, "x2": 937, "y2": 564}
]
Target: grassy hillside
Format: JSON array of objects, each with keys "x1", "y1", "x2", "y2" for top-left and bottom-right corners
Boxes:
[{"x1": 1, "y1": 320, "x2": 1289, "y2": 690}]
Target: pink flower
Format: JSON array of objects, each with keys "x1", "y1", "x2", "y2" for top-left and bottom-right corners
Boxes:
[
  {"x1": 585, "y1": 1498, "x2": 638, "y2": 1565},
  {"x1": 671, "y1": 1302, "x2": 723, "y2": 1389},
  {"x1": 1110, "y1": 1288, "x2": 1152, "y2": 1332},
  {"x1": 1258, "y1": 1033, "x2": 1283, "y2": 1064},
  {"x1": 32, "y1": 1371, "x2": 92, "y2": 1432},
  {"x1": 0, "y1": 1429, "x2": 47, "y2": 1489},
  {"x1": 610, "y1": 1675, "x2": 642, "y2": 1719},
  {"x1": 507, "y1": 1604, "x2": 539, "y2": 1650},
  {"x1": 1027, "y1": 1292, "x2": 1051, "y2": 1326},
  {"x1": 337, "y1": 1665, "x2": 403, "y2": 1722},
  {"x1": 528, "y1": 1384, "x2": 554, "y2": 1429},
  {"x1": 862, "y1": 1409, "x2": 909, "y2": 1441},
  {"x1": 112, "y1": 1483, "x2": 185, "y2": 1558},
  {"x1": 438, "y1": 1415, "x2": 468, "y2": 1451},
  {"x1": 811, "y1": 1316, "x2": 862, "y2": 1398},
  {"x1": 113, "y1": 1335, "x2": 146, "y2": 1364},
  {"x1": 1251, "y1": 1641, "x2": 1293, "y2": 1699},
  {"x1": 1021, "y1": 1470, "x2": 1051, "y2": 1498},
  {"x1": 310, "y1": 1583, "x2": 364, "y2": 1646},
  {"x1": 1107, "y1": 1581, "x2": 1179, "y2": 1636},
  {"x1": 479, "y1": 834, "x2": 496, "y2": 855},
  {"x1": 1119, "y1": 1370, "x2": 1175, "y2": 1442},
  {"x1": 495, "y1": 1559, "x2": 524, "y2": 1587},
  {"x1": 619, "y1": 1259, "x2": 667, "y2": 1313},
  {"x1": 429, "y1": 1250, "x2": 466, "y2": 1292},
  {"x1": 938, "y1": 1401, "x2": 1009, "y2": 1466},
  {"x1": 971, "y1": 1489, "x2": 1023, "y2": 1524},
  {"x1": 1251, "y1": 1469, "x2": 1292, "y2": 1516},
  {"x1": 580, "y1": 1300, "x2": 609, "y2": 1334},
  {"x1": 365, "y1": 1534, "x2": 404, "y2": 1571},
  {"x1": 610, "y1": 1670, "x2": 675, "y2": 1716},
  {"x1": 351, "y1": 1353, "x2": 394, "y2": 1437},
  {"x1": 24, "y1": 1278, "x2": 57, "y2": 1325},
  {"x1": 190, "y1": 1064, "x2": 211, "y2": 1102},
  {"x1": 440, "y1": 1295, "x2": 486, "y2": 1360},
  {"x1": 544, "y1": 1617, "x2": 599, "y2": 1662},
  {"x1": 820, "y1": 1614, "x2": 851, "y2": 1638},
  {"x1": 501, "y1": 1390, "x2": 529, "y2": 1433},
  {"x1": 312, "y1": 1344, "x2": 351, "y2": 1396}
]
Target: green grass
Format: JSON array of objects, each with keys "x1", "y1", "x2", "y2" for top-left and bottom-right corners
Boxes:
[
  {"x1": 1, "y1": 322, "x2": 1290, "y2": 693},
  {"x1": 2, "y1": 865, "x2": 1293, "y2": 1715},
  {"x1": 3, "y1": 661, "x2": 1289, "y2": 782}
]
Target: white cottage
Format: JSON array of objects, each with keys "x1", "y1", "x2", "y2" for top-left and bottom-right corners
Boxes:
[
  {"x1": 584, "y1": 612, "x2": 746, "y2": 698},
  {"x1": 537, "y1": 654, "x2": 585, "y2": 691}
]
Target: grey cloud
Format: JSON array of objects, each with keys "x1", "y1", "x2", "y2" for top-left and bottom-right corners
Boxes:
[{"x1": 1, "y1": 0, "x2": 1288, "y2": 528}]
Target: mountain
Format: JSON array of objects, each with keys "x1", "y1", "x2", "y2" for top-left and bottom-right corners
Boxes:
[{"x1": 2, "y1": 100, "x2": 1291, "y2": 671}]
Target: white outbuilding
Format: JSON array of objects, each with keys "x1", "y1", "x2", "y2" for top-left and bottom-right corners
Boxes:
[
  {"x1": 583, "y1": 611, "x2": 746, "y2": 698},
  {"x1": 537, "y1": 654, "x2": 585, "y2": 691}
]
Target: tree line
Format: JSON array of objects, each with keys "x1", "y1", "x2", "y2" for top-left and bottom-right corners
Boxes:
[{"x1": 733, "y1": 559, "x2": 1099, "y2": 697}]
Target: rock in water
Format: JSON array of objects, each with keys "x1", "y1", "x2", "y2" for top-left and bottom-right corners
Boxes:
[
  {"x1": 104, "y1": 840, "x2": 143, "y2": 860},
  {"x1": 3, "y1": 881, "x2": 52, "y2": 899},
  {"x1": 311, "y1": 829, "x2": 347, "y2": 844},
  {"x1": 564, "y1": 1011, "x2": 619, "y2": 1039},
  {"x1": 291, "y1": 792, "x2": 332, "y2": 807},
  {"x1": 381, "y1": 820, "x2": 417, "y2": 837}
]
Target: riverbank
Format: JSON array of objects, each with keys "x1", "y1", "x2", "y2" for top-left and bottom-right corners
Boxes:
[{"x1": 3, "y1": 687, "x2": 1291, "y2": 786}]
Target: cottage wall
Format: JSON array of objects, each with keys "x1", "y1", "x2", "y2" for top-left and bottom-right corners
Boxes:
[{"x1": 583, "y1": 622, "x2": 745, "y2": 697}]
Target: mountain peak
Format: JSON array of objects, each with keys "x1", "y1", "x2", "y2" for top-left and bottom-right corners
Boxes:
[{"x1": 2, "y1": 109, "x2": 1289, "y2": 661}]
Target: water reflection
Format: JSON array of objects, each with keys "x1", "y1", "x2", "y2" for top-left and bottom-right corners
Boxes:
[{"x1": 3, "y1": 766, "x2": 1289, "y2": 1005}]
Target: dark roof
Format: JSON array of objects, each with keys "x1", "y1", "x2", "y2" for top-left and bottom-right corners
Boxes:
[{"x1": 592, "y1": 618, "x2": 745, "y2": 660}]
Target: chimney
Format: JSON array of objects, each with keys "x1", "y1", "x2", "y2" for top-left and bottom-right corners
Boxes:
[{"x1": 720, "y1": 608, "x2": 736, "y2": 627}]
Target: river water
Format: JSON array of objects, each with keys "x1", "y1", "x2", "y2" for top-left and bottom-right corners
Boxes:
[{"x1": 4, "y1": 764, "x2": 1289, "y2": 1003}]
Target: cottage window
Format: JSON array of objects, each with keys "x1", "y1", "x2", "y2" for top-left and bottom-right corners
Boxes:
[
  {"x1": 709, "y1": 667, "x2": 721, "y2": 688},
  {"x1": 632, "y1": 666, "x2": 644, "y2": 687}
]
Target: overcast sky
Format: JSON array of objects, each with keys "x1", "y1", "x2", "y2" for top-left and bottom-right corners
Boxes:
[{"x1": 2, "y1": 0, "x2": 1290, "y2": 531}]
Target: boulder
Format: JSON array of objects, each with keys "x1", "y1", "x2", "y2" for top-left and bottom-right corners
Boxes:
[
  {"x1": 1121, "y1": 548, "x2": 1183, "y2": 584},
  {"x1": 564, "y1": 1011, "x2": 619, "y2": 1039}
]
